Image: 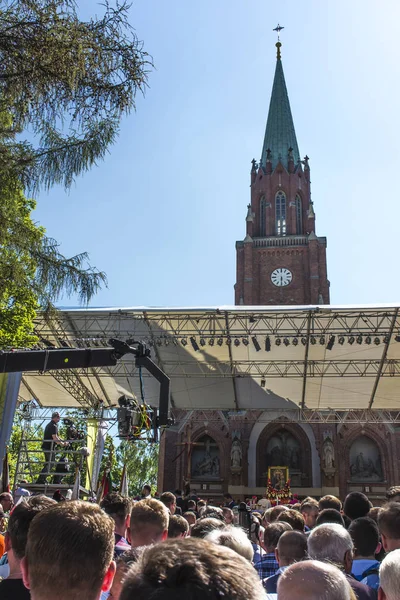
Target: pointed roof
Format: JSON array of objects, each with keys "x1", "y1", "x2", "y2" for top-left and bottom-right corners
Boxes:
[{"x1": 260, "y1": 42, "x2": 300, "y2": 170}]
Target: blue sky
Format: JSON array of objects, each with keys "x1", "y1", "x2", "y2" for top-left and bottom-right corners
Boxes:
[{"x1": 35, "y1": 0, "x2": 400, "y2": 308}]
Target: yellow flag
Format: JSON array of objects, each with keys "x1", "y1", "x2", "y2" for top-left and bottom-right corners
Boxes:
[{"x1": 85, "y1": 419, "x2": 98, "y2": 492}]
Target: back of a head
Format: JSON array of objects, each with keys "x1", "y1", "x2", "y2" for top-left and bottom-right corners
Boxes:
[
  {"x1": 386, "y1": 486, "x2": 400, "y2": 502},
  {"x1": 308, "y1": 523, "x2": 353, "y2": 564},
  {"x1": 24, "y1": 500, "x2": 114, "y2": 600},
  {"x1": 278, "y1": 509, "x2": 305, "y2": 532},
  {"x1": 264, "y1": 521, "x2": 292, "y2": 551},
  {"x1": 160, "y1": 491, "x2": 176, "y2": 510},
  {"x1": 343, "y1": 492, "x2": 371, "y2": 521},
  {"x1": 277, "y1": 530, "x2": 307, "y2": 564},
  {"x1": 379, "y1": 548, "x2": 400, "y2": 600},
  {"x1": 191, "y1": 517, "x2": 225, "y2": 539},
  {"x1": 168, "y1": 515, "x2": 189, "y2": 538},
  {"x1": 269, "y1": 504, "x2": 289, "y2": 522},
  {"x1": 206, "y1": 526, "x2": 253, "y2": 562},
  {"x1": 348, "y1": 517, "x2": 379, "y2": 558},
  {"x1": 100, "y1": 492, "x2": 131, "y2": 528},
  {"x1": 278, "y1": 560, "x2": 352, "y2": 600},
  {"x1": 316, "y1": 509, "x2": 345, "y2": 528},
  {"x1": 378, "y1": 502, "x2": 400, "y2": 540},
  {"x1": 130, "y1": 498, "x2": 169, "y2": 544},
  {"x1": 300, "y1": 497, "x2": 319, "y2": 509},
  {"x1": 120, "y1": 537, "x2": 265, "y2": 600},
  {"x1": 8, "y1": 495, "x2": 56, "y2": 560},
  {"x1": 202, "y1": 505, "x2": 224, "y2": 521},
  {"x1": 319, "y1": 495, "x2": 342, "y2": 512}
]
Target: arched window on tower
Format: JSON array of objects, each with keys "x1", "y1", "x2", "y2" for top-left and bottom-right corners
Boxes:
[
  {"x1": 260, "y1": 196, "x2": 266, "y2": 237},
  {"x1": 295, "y1": 194, "x2": 302, "y2": 234},
  {"x1": 275, "y1": 191, "x2": 286, "y2": 236}
]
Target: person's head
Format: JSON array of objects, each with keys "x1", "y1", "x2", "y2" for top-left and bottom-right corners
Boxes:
[
  {"x1": 379, "y1": 548, "x2": 400, "y2": 600},
  {"x1": 206, "y1": 526, "x2": 253, "y2": 562},
  {"x1": 386, "y1": 486, "x2": 400, "y2": 503},
  {"x1": 51, "y1": 411, "x2": 60, "y2": 423},
  {"x1": 197, "y1": 500, "x2": 206, "y2": 510},
  {"x1": 278, "y1": 560, "x2": 353, "y2": 600},
  {"x1": 224, "y1": 493, "x2": 233, "y2": 502},
  {"x1": 141, "y1": 484, "x2": 151, "y2": 498},
  {"x1": 183, "y1": 511, "x2": 196, "y2": 526},
  {"x1": 0, "y1": 492, "x2": 13, "y2": 512},
  {"x1": 348, "y1": 517, "x2": 380, "y2": 559},
  {"x1": 316, "y1": 509, "x2": 345, "y2": 528},
  {"x1": 100, "y1": 492, "x2": 131, "y2": 536},
  {"x1": 263, "y1": 521, "x2": 292, "y2": 553},
  {"x1": 319, "y1": 495, "x2": 342, "y2": 512},
  {"x1": 160, "y1": 492, "x2": 177, "y2": 515},
  {"x1": 268, "y1": 504, "x2": 289, "y2": 522},
  {"x1": 300, "y1": 496, "x2": 319, "y2": 509},
  {"x1": 222, "y1": 507, "x2": 234, "y2": 524},
  {"x1": 168, "y1": 515, "x2": 190, "y2": 539},
  {"x1": 200, "y1": 505, "x2": 224, "y2": 521},
  {"x1": 119, "y1": 538, "x2": 265, "y2": 600},
  {"x1": 275, "y1": 530, "x2": 307, "y2": 567},
  {"x1": 22, "y1": 500, "x2": 116, "y2": 600},
  {"x1": 108, "y1": 548, "x2": 141, "y2": 600},
  {"x1": 130, "y1": 498, "x2": 169, "y2": 547},
  {"x1": 343, "y1": 492, "x2": 371, "y2": 521},
  {"x1": 174, "y1": 489, "x2": 182, "y2": 497},
  {"x1": 378, "y1": 502, "x2": 400, "y2": 552},
  {"x1": 278, "y1": 508, "x2": 305, "y2": 532},
  {"x1": 301, "y1": 502, "x2": 319, "y2": 529},
  {"x1": 187, "y1": 499, "x2": 197, "y2": 511},
  {"x1": 191, "y1": 517, "x2": 225, "y2": 539},
  {"x1": 307, "y1": 523, "x2": 354, "y2": 573},
  {"x1": 6, "y1": 495, "x2": 56, "y2": 563},
  {"x1": 367, "y1": 507, "x2": 381, "y2": 524}
]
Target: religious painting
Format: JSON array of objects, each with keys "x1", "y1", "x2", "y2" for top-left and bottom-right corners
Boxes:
[
  {"x1": 268, "y1": 466, "x2": 289, "y2": 490},
  {"x1": 266, "y1": 432, "x2": 301, "y2": 470},
  {"x1": 349, "y1": 435, "x2": 383, "y2": 482},
  {"x1": 191, "y1": 435, "x2": 220, "y2": 479}
]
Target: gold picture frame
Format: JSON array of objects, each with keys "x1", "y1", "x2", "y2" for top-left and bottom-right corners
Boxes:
[{"x1": 268, "y1": 466, "x2": 289, "y2": 490}]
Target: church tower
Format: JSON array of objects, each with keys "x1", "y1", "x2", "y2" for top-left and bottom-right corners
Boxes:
[{"x1": 235, "y1": 41, "x2": 330, "y2": 305}]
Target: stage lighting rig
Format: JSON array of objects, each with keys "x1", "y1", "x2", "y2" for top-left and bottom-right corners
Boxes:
[
  {"x1": 190, "y1": 337, "x2": 199, "y2": 351},
  {"x1": 252, "y1": 337, "x2": 261, "y2": 352},
  {"x1": 326, "y1": 335, "x2": 335, "y2": 351},
  {"x1": 265, "y1": 337, "x2": 271, "y2": 352}
]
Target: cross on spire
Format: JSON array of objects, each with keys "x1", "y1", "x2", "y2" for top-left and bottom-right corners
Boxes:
[{"x1": 273, "y1": 23, "x2": 284, "y2": 41}]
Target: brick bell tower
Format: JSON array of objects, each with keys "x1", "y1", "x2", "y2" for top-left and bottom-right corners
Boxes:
[{"x1": 235, "y1": 41, "x2": 330, "y2": 306}]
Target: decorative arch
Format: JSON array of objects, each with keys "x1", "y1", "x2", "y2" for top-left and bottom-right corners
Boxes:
[
  {"x1": 349, "y1": 435, "x2": 383, "y2": 482},
  {"x1": 295, "y1": 194, "x2": 302, "y2": 234},
  {"x1": 255, "y1": 419, "x2": 313, "y2": 487},
  {"x1": 275, "y1": 191, "x2": 286, "y2": 236},
  {"x1": 191, "y1": 433, "x2": 221, "y2": 479},
  {"x1": 260, "y1": 196, "x2": 266, "y2": 237}
]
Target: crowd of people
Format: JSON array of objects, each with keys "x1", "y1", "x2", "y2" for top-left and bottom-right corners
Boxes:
[{"x1": 0, "y1": 485, "x2": 399, "y2": 599}]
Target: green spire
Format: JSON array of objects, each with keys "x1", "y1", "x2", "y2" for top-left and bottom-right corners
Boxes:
[{"x1": 260, "y1": 42, "x2": 300, "y2": 170}]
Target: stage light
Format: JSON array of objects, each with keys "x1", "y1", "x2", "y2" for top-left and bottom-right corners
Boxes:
[
  {"x1": 365, "y1": 336, "x2": 372, "y2": 345},
  {"x1": 301, "y1": 337, "x2": 307, "y2": 346},
  {"x1": 164, "y1": 339, "x2": 169, "y2": 346},
  {"x1": 348, "y1": 336, "x2": 355, "y2": 345},
  {"x1": 320, "y1": 336, "x2": 325, "y2": 345},
  {"x1": 395, "y1": 334, "x2": 400, "y2": 342},
  {"x1": 283, "y1": 337, "x2": 290, "y2": 346},
  {"x1": 234, "y1": 338, "x2": 240, "y2": 347},
  {"x1": 249, "y1": 315, "x2": 256, "y2": 323},
  {"x1": 181, "y1": 338, "x2": 187, "y2": 346},
  {"x1": 326, "y1": 335, "x2": 335, "y2": 351},
  {"x1": 226, "y1": 337, "x2": 231, "y2": 345},
  {"x1": 156, "y1": 338, "x2": 162, "y2": 346},
  {"x1": 374, "y1": 337, "x2": 380, "y2": 345},
  {"x1": 292, "y1": 337, "x2": 298, "y2": 346},
  {"x1": 190, "y1": 337, "x2": 199, "y2": 351},
  {"x1": 265, "y1": 336, "x2": 271, "y2": 352},
  {"x1": 252, "y1": 336, "x2": 261, "y2": 352},
  {"x1": 173, "y1": 339, "x2": 178, "y2": 346},
  {"x1": 260, "y1": 377, "x2": 266, "y2": 388},
  {"x1": 383, "y1": 335, "x2": 390, "y2": 344},
  {"x1": 338, "y1": 336, "x2": 345, "y2": 345},
  {"x1": 357, "y1": 335, "x2": 363, "y2": 345},
  {"x1": 217, "y1": 337, "x2": 223, "y2": 346},
  {"x1": 310, "y1": 336, "x2": 317, "y2": 345},
  {"x1": 275, "y1": 337, "x2": 281, "y2": 346},
  {"x1": 208, "y1": 337, "x2": 215, "y2": 346},
  {"x1": 242, "y1": 337, "x2": 249, "y2": 346},
  {"x1": 200, "y1": 337, "x2": 206, "y2": 346}
]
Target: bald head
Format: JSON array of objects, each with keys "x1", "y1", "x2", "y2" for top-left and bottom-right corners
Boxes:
[
  {"x1": 278, "y1": 560, "x2": 352, "y2": 600},
  {"x1": 276, "y1": 530, "x2": 307, "y2": 567}
]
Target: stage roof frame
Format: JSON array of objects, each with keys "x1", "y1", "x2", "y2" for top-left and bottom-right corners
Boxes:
[{"x1": 18, "y1": 304, "x2": 400, "y2": 420}]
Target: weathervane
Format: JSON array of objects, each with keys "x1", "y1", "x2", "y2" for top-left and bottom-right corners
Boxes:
[{"x1": 273, "y1": 23, "x2": 284, "y2": 41}]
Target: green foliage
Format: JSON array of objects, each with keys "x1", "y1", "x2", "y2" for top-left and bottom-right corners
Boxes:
[
  {"x1": 0, "y1": 0, "x2": 152, "y2": 192},
  {"x1": 117, "y1": 439, "x2": 159, "y2": 496}
]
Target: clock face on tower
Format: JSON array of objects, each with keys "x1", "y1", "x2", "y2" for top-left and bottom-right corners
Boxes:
[{"x1": 271, "y1": 268, "x2": 293, "y2": 287}]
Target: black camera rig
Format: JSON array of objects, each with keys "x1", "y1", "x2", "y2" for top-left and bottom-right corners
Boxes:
[{"x1": 0, "y1": 338, "x2": 172, "y2": 429}]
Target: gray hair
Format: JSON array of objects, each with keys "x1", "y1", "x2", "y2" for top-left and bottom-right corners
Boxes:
[
  {"x1": 307, "y1": 523, "x2": 353, "y2": 564},
  {"x1": 380, "y1": 548, "x2": 400, "y2": 600},
  {"x1": 206, "y1": 526, "x2": 254, "y2": 562},
  {"x1": 278, "y1": 560, "x2": 352, "y2": 600}
]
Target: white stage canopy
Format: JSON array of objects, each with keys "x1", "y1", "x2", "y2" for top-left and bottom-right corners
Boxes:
[{"x1": 20, "y1": 304, "x2": 400, "y2": 416}]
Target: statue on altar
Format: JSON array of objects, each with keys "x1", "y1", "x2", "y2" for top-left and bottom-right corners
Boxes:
[{"x1": 231, "y1": 432, "x2": 242, "y2": 469}]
